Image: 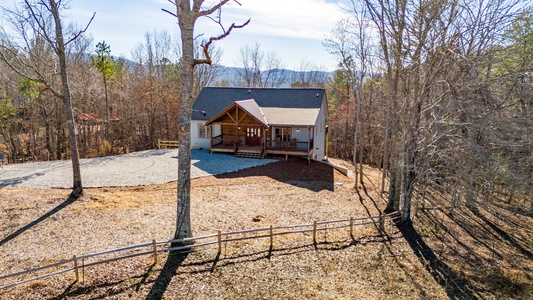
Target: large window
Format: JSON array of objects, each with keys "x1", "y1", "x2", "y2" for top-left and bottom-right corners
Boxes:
[
  {"x1": 275, "y1": 127, "x2": 291, "y2": 141},
  {"x1": 198, "y1": 123, "x2": 210, "y2": 139}
]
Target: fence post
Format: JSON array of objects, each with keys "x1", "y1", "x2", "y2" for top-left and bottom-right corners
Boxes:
[
  {"x1": 217, "y1": 231, "x2": 222, "y2": 254},
  {"x1": 73, "y1": 255, "x2": 79, "y2": 282},
  {"x1": 269, "y1": 225, "x2": 273, "y2": 249},
  {"x1": 157, "y1": 139, "x2": 160, "y2": 149},
  {"x1": 313, "y1": 221, "x2": 317, "y2": 245},
  {"x1": 380, "y1": 214, "x2": 385, "y2": 236},
  {"x1": 152, "y1": 239, "x2": 158, "y2": 264},
  {"x1": 349, "y1": 217, "x2": 353, "y2": 238}
]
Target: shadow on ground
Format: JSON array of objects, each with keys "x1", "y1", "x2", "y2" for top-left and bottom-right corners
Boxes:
[
  {"x1": 398, "y1": 221, "x2": 480, "y2": 299},
  {"x1": 213, "y1": 157, "x2": 335, "y2": 192},
  {"x1": 356, "y1": 181, "x2": 481, "y2": 299},
  {"x1": 0, "y1": 172, "x2": 44, "y2": 188},
  {"x1": 0, "y1": 193, "x2": 80, "y2": 247},
  {"x1": 145, "y1": 250, "x2": 189, "y2": 300}
]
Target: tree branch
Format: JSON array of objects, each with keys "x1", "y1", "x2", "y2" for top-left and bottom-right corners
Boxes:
[
  {"x1": 0, "y1": 46, "x2": 62, "y2": 98},
  {"x1": 197, "y1": 0, "x2": 234, "y2": 18},
  {"x1": 65, "y1": 12, "x2": 96, "y2": 46},
  {"x1": 193, "y1": 18, "x2": 250, "y2": 66},
  {"x1": 162, "y1": 8, "x2": 178, "y2": 18},
  {"x1": 24, "y1": 0, "x2": 58, "y2": 53}
]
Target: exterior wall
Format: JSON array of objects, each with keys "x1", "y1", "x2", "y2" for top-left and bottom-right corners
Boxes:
[
  {"x1": 291, "y1": 127, "x2": 311, "y2": 148},
  {"x1": 213, "y1": 123, "x2": 221, "y2": 137},
  {"x1": 191, "y1": 120, "x2": 220, "y2": 149},
  {"x1": 312, "y1": 99, "x2": 328, "y2": 161}
]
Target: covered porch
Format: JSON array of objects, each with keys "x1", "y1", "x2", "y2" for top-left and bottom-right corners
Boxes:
[
  {"x1": 265, "y1": 126, "x2": 314, "y2": 161},
  {"x1": 205, "y1": 100, "x2": 315, "y2": 161}
]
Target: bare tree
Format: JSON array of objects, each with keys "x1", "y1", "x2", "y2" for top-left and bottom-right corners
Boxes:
[
  {"x1": 290, "y1": 59, "x2": 329, "y2": 88},
  {"x1": 324, "y1": 4, "x2": 377, "y2": 191},
  {"x1": 163, "y1": 0, "x2": 249, "y2": 241},
  {"x1": 194, "y1": 40, "x2": 224, "y2": 94},
  {"x1": 0, "y1": 0, "x2": 94, "y2": 197},
  {"x1": 233, "y1": 42, "x2": 287, "y2": 88},
  {"x1": 343, "y1": 0, "x2": 528, "y2": 222}
]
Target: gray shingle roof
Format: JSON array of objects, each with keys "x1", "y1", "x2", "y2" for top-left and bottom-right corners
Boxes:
[{"x1": 192, "y1": 87, "x2": 326, "y2": 121}]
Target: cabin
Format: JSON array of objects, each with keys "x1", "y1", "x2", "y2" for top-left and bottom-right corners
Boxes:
[{"x1": 191, "y1": 87, "x2": 329, "y2": 162}]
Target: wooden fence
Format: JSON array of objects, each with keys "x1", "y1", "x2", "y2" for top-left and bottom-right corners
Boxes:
[
  {"x1": 157, "y1": 139, "x2": 179, "y2": 149},
  {"x1": 0, "y1": 211, "x2": 401, "y2": 290}
]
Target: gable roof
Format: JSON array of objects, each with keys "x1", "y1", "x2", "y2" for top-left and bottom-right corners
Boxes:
[
  {"x1": 236, "y1": 99, "x2": 268, "y2": 126},
  {"x1": 192, "y1": 87, "x2": 327, "y2": 122},
  {"x1": 205, "y1": 99, "x2": 269, "y2": 127}
]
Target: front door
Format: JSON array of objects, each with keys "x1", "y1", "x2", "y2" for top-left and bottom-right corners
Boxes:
[{"x1": 245, "y1": 127, "x2": 261, "y2": 146}]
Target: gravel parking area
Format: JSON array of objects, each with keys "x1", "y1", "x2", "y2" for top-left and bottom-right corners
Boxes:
[{"x1": 0, "y1": 149, "x2": 276, "y2": 189}]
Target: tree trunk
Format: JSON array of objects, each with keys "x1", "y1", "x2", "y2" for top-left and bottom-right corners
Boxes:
[
  {"x1": 103, "y1": 74, "x2": 109, "y2": 141},
  {"x1": 50, "y1": 0, "x2": 83, "y2": 197},
  {"x1": 174, "y1": 7, "x2": 195, "y2": 241}
]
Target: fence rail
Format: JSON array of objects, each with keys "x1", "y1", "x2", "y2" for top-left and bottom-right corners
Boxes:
[
  {"x1": 0, "y1": 211, "x2": 402, "y2": 290},
  {"x1": 157, "y1": 139, "x2": 179, "y2": 149}
]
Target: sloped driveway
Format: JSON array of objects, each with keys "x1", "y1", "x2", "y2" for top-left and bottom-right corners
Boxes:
[{"x1": 0, "y1": 149, "x2": 276, "y2": 189}]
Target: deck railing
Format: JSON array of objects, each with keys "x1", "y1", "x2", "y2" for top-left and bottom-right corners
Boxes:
[{"x1": 211, "y1": 134, "x2": 239, "y2": 147}]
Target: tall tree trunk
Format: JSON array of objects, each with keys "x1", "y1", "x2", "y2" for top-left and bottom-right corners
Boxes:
[
  {"x1": 50, "y1": 0, "x2": 83, "y2": 197},
  {"x1": 169, "y1": 0, "x2": 248, "y2": 242},
  {"x1": 353, "y1": 93, "x2": 359, "y2": 189},
  {"x1": 174, "y1": 5, "x2": 195, "y2": 241},
  {"x1": 103, "y1": 75, "x2": 109, "y2": 141}
]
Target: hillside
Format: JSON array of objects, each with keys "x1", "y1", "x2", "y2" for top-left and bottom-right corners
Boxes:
[{"x1": 0, "y1": 158, "x2": 532, "y2": 299}]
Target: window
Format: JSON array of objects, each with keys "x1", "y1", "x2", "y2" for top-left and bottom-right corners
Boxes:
[
  {"x1": 246, "y1": 127, "x2": 260, "y2": 137},
  {"x1": 198, "y1": 123, "x2": 210, "y2": 139},
  {"x1": 275, "y1": 128, "x2": 290, "y2": 141}
]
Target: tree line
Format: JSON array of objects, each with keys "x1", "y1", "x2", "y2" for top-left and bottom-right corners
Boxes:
[
  {"x1": 0, "y1": 29, "x2": 329, "y2": 164},
  {"x1": 324, "y1": 0, "x2": 532, "y2": 218},
  {"x1": 1, "y1": 0, "x2": 531, "y2": 218}
]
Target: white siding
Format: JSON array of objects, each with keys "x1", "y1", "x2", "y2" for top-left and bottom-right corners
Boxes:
[
  {"x1": 191, "y1": 120, "x2": 210, "y2": 149},
  {"x1": 291, "y1": 127, "x2": 311, "y2": 149},
  {"x1": 313, "y1": 99, "x2": 328, "y2": 160},
  {"x1": 213, "y1": 123, "x2": 221, "y2": 137},
  {"x1": 191, "y1": 120, "x2": 221, "y2": 149}
]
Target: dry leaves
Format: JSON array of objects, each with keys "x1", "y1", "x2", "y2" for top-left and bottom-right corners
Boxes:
[{"x1": 1, "y1": 158, "x2": 531, "y2": 299}]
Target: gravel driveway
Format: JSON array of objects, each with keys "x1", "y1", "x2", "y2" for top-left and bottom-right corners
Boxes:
[{"x1": 0, "y1": 149, "x2": 276, "y2": 189}]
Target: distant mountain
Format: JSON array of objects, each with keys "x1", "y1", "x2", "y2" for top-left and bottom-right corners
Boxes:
[
  {"x1": 82, "y1": 54, "x2": 334, "y2": 87},
  {"x1": 214, "y1": 65, "x2": 334, "y2": 88}
]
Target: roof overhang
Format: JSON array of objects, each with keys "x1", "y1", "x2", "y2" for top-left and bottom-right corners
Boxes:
[{"x1": 204, "y1": 99, "x2": 269, "y2": 127}]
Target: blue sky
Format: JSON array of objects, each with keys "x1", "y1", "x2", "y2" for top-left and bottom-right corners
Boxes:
[{"x1": 66, "y1": 0, "x2": 349, "y2": 71}]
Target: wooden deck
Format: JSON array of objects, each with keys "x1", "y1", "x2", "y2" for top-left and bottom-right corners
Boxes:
[{"x1": 210, "y1": 137, "x2": 313, "y2": 161}]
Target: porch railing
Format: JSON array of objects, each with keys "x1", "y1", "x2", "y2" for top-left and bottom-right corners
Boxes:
[
  {"x1": 265, "y1": 138, "x2": 313, "y2": 151},
  {"x1": 212, "y1": 135, "x2": 239, "y2": 147}
]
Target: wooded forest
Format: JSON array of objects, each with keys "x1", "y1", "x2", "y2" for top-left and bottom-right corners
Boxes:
[{"x1": 0, "y1": 0, "x2": 531, "y2": 215}]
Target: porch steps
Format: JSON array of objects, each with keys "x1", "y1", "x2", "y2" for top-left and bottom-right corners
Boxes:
[{"x1": 234, "y1": 151, "x2": 263, "y2": 159}]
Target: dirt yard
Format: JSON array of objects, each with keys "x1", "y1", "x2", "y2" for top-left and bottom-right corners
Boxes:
[{"x1": 1, "y1": 158, "x2": 532, "y2": 299}]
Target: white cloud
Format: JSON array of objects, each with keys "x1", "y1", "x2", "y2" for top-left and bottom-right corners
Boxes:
[
  {"x1": 217, "y1": 0, "x2": 347, "y2": 40},
  {"x1": 65, "y1": 0, "x2": 346, "y2": 69}
]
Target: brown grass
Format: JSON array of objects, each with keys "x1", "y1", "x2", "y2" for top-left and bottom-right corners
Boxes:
[{"x1": 0, "y1": 158, "x2": 532, "y2": 299}]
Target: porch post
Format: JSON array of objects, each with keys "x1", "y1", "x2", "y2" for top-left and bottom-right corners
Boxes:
[
  {"x1": 210, "y1": 124, "x2": 214, "y2": 152},
  {"x1": 307, "y1": 127, "x2": 311, "y2": 164}
]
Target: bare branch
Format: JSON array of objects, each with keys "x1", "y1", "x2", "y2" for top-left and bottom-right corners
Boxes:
[
  {"x1": 193, "y1": 18, "x2": 250, "y2": 66},
  {"x1": 65, "y1": 12, "x2": 95, "y2": 46},
  {"x1": 162, "y1": 8, "x2": 178, "y2": 18},
  {"x1": 197, "y1": 0, "x2": 231, "y2": 18},
  {"x1": 0, "y1": 46, "x2": 62, "y2": 98},
  {"x1": 23, "y1": 0, "x2": 58, "y2": 53}
]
